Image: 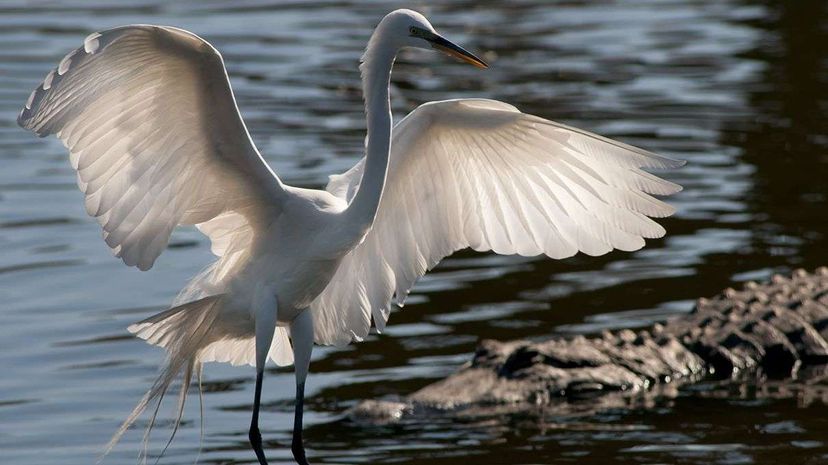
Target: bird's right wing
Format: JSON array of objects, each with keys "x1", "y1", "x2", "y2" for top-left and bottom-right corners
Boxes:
[
  {"x1": 18, "y1": 25, "x2": 285, "y2": 270},
  {"x1": 314, "y1": 99, "x2": 683, "y2": 345}
]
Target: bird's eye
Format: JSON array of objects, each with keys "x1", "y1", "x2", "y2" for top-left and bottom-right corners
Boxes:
[{"x1": 409, "y1": 26, "x2": 417, "y2": 35}]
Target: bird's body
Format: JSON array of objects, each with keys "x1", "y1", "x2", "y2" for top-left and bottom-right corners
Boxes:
[
  {"x1": 225, "y1": 188, "x2": 351, "y2": 322},
  {"x1": 18, "y1": 9, "x2": 683, "y2": 465}
]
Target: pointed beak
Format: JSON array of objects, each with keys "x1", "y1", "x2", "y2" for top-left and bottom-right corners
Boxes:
[{"x1": 424, "y1": 33, "x2": 488, "y2": 69}]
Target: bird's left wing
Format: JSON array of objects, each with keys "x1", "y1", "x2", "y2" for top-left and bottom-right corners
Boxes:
[
  {"x1": 313, "y1": 99, "x2": 683, "y2": 345},
  {"x1": 18, "y1": 25, "x2": 285, "y2": 270}
]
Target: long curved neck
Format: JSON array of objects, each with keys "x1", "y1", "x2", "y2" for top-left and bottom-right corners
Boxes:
[{"x1": 343, "y1": 32, "x2": 397, "y2": 229}]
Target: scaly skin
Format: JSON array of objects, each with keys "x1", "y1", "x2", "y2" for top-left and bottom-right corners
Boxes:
[{"x1": 350, "y1": 268, "x2": 828, "y2": 423}]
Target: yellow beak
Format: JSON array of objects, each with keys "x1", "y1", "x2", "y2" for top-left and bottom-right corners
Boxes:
[{"x1": 425, "y1": 33, "x2": 488, "y2": 69}]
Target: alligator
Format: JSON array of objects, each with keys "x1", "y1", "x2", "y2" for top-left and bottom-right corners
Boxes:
[{"x1": 348, "y1": 268, "x2": 828, "y2": 423}]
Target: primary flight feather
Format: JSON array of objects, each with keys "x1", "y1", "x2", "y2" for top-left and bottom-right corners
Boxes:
[{"x1": 18, "y1": 9, "x2": 683, "y2": 465}]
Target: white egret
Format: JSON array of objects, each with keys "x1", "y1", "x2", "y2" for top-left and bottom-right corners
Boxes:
[{"x1": 18, "y1": 8, "x2": 683, "y2": 465}]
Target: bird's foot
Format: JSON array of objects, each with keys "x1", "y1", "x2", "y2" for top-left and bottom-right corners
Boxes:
[
  {"x1": 291, "y1": 439, "x2": 311, "y2": 465},
  {"x1": 249, "y1": 425, "x2": 268, "y2": 465}
]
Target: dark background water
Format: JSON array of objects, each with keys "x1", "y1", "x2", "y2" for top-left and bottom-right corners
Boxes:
[{"x1": 1, "y1": 1, "x2": 827, "y2": 464}]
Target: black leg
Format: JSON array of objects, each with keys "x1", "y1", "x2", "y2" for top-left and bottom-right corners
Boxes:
[
  {"x1": 289, "y1": 310, "x2": 314, "y2": 465},
  {"x1": 291, "y1": 382, "x2": 310, "y2": 465},
  {"x1": 249, "y1": 369, "x2": 268, "y2": 465}
]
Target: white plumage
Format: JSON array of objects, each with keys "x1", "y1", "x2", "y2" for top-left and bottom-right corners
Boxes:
[
  {"x1": 18, "y1": 9, "x2": 683, "y2": 465},
  {"x1": 314, "y1": 98, "x2": 682, "y2": 346},
  {"x1": 20, "y1": 25, "x2": 285, "y2": 271}
]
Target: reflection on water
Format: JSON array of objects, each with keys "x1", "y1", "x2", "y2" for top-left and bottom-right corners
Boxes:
[{"x1": 0, "y1": 1, "x2": 826, "y2": 464}]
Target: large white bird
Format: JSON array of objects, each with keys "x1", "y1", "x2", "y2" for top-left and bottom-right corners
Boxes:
[{"x1": 18, "y1": 8, "x2": 683, "y2": 465}]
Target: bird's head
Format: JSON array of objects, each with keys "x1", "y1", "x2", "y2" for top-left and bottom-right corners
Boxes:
[{"x1": 380, "y1": 9, "x2": 488, "y2": 69}]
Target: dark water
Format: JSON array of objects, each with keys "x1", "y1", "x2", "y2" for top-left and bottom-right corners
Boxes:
[{"x1": 1, "y1": 1, "x2": 827, "y2": 464}]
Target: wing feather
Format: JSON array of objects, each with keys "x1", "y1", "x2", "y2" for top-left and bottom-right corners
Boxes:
[
  {"x1": 18, "y1": 25, "x2": 284, "y2": 270},
  {"x1": 312, "y1": 98, "x2": 683, "y2": 345}
]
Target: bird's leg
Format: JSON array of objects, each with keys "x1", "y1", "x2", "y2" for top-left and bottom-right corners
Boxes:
[
  {"x1": 289, "y1": 310, "x2": 314, "y2": 465},
  {"x1": 250, "y1": 369, "x2": 268, "y2": 465},
  {"x1": 249, "y1": 292, "x2": 277, "y2": 465},
  {"x1": 292, "y1": 380, "x2": 309, "y2": 465}
]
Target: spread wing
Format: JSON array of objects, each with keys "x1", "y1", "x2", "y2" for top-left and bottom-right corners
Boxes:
[
  {"x1": 313, "y1": 99, "x2": 683, "y2": 345},
  {"x1": 18, "y1": 25, "x2": 285, "y2": 270}
]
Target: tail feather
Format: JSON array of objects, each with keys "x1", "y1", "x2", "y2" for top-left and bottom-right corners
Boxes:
[
  {"x1": 102, "y1": 296, "x2": 222, "y2": 463},
  {"x1": 154, "y1": 359, "x2": 195, "y2": 465},
  {"x1": 103, "y1": 292, "x2": 295, "y2": 461},
  {"x1": 195, "y1": 364, "x2": 205, "y2": 465}
]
